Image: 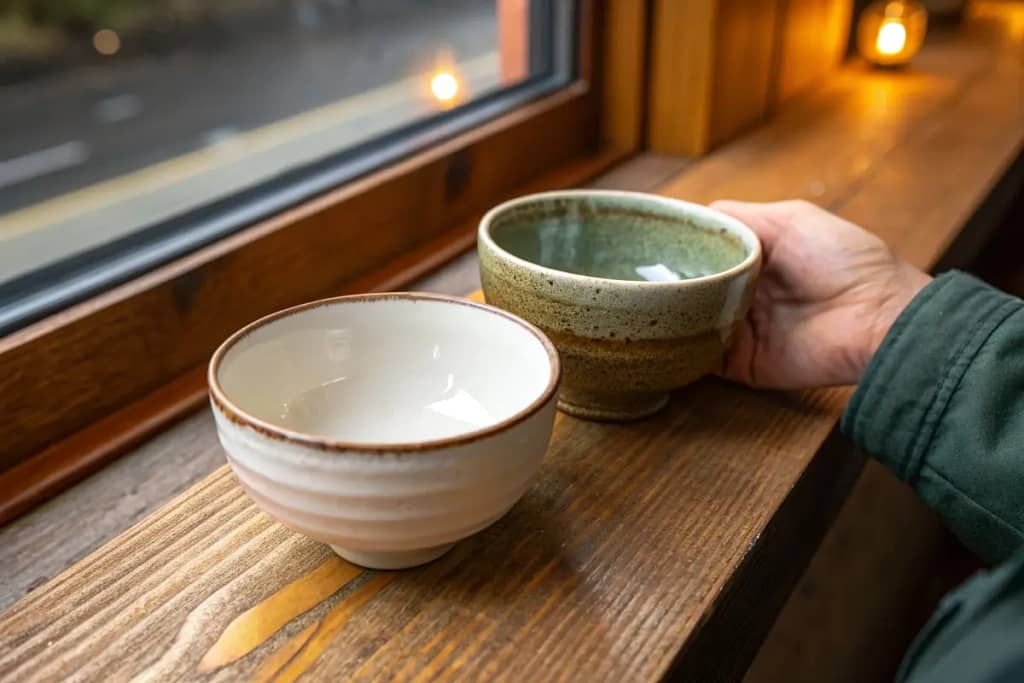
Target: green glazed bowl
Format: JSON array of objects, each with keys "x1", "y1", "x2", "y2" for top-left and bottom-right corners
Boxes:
[{"x1": 478, "y1": 190, "x2": 761, "y2": 421}]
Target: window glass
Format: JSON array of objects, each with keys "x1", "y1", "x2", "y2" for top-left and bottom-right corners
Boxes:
[{"x1": 0, "y1": 0, "x2": 570, "y2": 332}]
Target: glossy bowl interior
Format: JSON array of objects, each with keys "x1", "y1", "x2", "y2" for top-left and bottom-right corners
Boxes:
[
  {"x1": 212, "y1": 294, "x2": 557, "y2": 447},
  {"x1": 486, "y1": 192, "x2": 754, "y2": 283}
]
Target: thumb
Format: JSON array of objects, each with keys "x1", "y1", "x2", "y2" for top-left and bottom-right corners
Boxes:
[{"x1": 710, "y1": 200, "x2": 786, "y2": 254}]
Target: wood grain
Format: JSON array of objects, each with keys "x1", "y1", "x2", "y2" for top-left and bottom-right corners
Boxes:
[
  {"x1": 647, "y1": 0, "x2": 717, "y2": 155},
  {"x1": 648, "y1": 0, "x2": 782, "y2": 155},
  {"x1": 708, "y1": 0, "x2": 781, "y2": 148},
  {"x1": 772, "y1": 0, "x2": 854, "y2": 104},
  {"x1": 586, "y1": 153, "x2": 692, "y2": 193},
  {"x1": 0, "y1": 409, "x2": 225, "y2": 615},
  {"x1": 648, "y1": 0, "x2": 856, "y2": 155},
  {"x1": 0, "y1": 386, "x2": 853, "y2": 683},
  {"x1": 658, "y1": 28, "x2": 1019, "y2": 213},
  {"x1": 2, "y1": 15, "x2": 1022, "y2": 683},
  {"x1": 0, "y1": 366, "x2": 206, "y2": 525},
  {"x1": 599, "y1": 0, "x2": 650, "y2": 150}
]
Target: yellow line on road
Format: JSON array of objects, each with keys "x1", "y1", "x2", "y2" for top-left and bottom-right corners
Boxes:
[{"x1": 0, "y1": 52, "x2": 498, "y2": 239}]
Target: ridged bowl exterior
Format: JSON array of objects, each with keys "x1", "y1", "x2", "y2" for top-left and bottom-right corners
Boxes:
[{"x1": 211, "y1": 395, "x2": 557, "y2": 554}]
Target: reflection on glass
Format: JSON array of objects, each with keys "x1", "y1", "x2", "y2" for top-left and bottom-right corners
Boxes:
[{"x1": 0, "y1": 1, "x2": 557, "y2": 307}]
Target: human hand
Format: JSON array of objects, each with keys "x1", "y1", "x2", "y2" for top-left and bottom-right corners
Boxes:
[{"x1": 711, "y1": 200, "x2": 932, "y2": 389}]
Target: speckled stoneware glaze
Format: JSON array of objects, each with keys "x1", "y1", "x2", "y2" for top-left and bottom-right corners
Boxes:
[
  {"x1": 209, "y1": 293, "x2": 560, "y2": 570},
  {"x1": 478, "y1": 190, "x2": 761, "y2": 421}
]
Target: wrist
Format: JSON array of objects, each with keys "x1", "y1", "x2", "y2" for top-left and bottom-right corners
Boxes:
[{"x1": 860, "y1": 266, "x2": 932, "y2": 382}]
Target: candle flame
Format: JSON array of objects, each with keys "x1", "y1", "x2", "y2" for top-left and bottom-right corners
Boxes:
[{"x1": 876, "y1": 20, "x2": 908, "y2": 55}]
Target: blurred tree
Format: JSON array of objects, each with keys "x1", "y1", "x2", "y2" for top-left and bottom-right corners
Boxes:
[{"x1": 6, "y1": 0, "x2": 147, "y2": 33}]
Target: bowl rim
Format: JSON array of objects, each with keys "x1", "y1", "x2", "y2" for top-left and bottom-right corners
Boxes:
[
  {"x1": 208, "y1": 292, "x2": 561, "y2": 454},
  {"x1": 478, "y1": 189, "x2": 762, "y2": 287}
]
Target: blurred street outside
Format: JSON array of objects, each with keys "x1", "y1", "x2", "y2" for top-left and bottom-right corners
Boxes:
[{"x1": 0, "y1": 0, "x2": 501, "y2": 285}]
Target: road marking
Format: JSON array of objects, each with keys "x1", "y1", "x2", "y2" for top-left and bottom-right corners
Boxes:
[
  {"x1": 202, "y1": 126, "x2": 243, "y2": 149},
  {"x1": 0, "y1": 141, "x2": 90, "y2": 189},
  {"x1": 93, "y1": 93, "x2": 143, "y2": 124},
  {"x1": 0, "y1": 52, "x2": 498, "y2": 239}
]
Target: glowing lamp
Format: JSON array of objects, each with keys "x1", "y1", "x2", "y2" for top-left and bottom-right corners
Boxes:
[
  {"x1": 857, "y1": 0, "x2": 928, "y2": 67},
  {"x1": 430, "y1": 70, "x2": 461, "y2": 108},
  {"x1": 92, "y1": 29, "x2": 121, "y2": 56}
]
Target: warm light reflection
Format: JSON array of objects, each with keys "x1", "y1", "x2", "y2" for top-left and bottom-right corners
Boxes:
[
  {"x1": 430, "y1": 71, "x2": 460, "y2": 105},
  {"x1": 1013, "y1": 13, "x2": 1024, "y2": 42},
  {"x1": 876, "y1": 20, "x2": 908, "y2": 55},
  {"x1": 92, "y1": 29, "x2": 121, "y2": 56},
  {"x1": 970, "y1": 0, "x2": 1024, "y2": 42}
]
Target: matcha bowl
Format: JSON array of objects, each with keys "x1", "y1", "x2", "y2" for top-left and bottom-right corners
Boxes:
[{"x1": 478, "y1": 190, "x2": 761, "y2": 421}]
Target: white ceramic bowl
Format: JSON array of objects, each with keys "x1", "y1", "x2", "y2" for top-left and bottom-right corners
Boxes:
[{"x1": 209, "y1": 293, "x2": 560, "y2": 570}]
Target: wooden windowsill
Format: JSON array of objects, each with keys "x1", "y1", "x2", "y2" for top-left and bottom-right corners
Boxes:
[{"x1": 2, "y1": 8, "x2": 1022, "y2": 682}]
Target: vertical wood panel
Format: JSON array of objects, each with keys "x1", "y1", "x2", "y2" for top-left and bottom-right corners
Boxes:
[
  {"x1": 648, "y1": 0, "x2": 717, "y2": 155},
  {"x1": 710, "y1": 0, "x2": 781, "y2": 148},
  {"x1": 774, "y1": 0, "x2": 854, "y2": 103},
  {"x1": 648, "y1": 0, "x2": 781, "y2": 155},
  {"x1": 600, "y1": 0, "x2": 650, "y2": 150},
  {"x1": 648, "y1": 0, "x2": 853, "y2": 156}
]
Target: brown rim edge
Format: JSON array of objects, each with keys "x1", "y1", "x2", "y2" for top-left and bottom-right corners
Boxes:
[
  {"x1": 478, "y1": 189, "x2": 763, "y2": 289},
  {"x1": 208, "y1": 292, "x2": 561, "y2": 454}
]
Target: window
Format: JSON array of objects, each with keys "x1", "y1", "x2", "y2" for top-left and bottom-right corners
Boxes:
[
  {"x1": 0, "y1": 0, "x2": 573, "y2": 333},
  {"x1": 1, "y1": 0, "x2": 630, "y2": 503}
]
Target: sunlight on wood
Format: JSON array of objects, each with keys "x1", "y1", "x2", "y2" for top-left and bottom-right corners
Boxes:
[
  {"x1": 262, "y1": 574, "x2": 396, "y2": 683},
  {"x1": 198, "y1": 558, "x2": 363, "y2": 672}
]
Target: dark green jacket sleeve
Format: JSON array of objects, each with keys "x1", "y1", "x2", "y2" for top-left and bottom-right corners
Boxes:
[{"x1": 841, "y1": 270, "x2": 1024, "y2": 565}]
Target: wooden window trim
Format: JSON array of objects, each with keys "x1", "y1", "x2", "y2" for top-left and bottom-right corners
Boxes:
[
  {"x1": 0, "y1": 0, "x2": 651, "y2": 523},
  {"x1": 647, "y1": 0, "x2": 853, "y2": 156}
]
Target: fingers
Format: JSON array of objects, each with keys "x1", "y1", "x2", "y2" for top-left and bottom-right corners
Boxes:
[
  {"x1": 714, "y1": 316, "x2": 756, "y2": 386},
  {"x1": 710, "y1": 199, "x2": 802, "y2": 251}
]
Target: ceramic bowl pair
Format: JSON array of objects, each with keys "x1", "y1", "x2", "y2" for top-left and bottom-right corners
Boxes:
[{"x1": 210, "y1": 190, "x2": 760, "y2": 569}]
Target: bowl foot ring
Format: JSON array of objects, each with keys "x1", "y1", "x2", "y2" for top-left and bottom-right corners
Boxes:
[
  {"x1": 557, "y1": 391, "x2": 670, "y2": 422},
  {"x1": 330, "y1": 542, "x2": 456, "y2": 570}
]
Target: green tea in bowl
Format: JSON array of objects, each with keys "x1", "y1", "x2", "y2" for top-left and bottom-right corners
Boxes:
[{"x1": 478, "y1": 190, "x2": 761, "y2": 421}]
